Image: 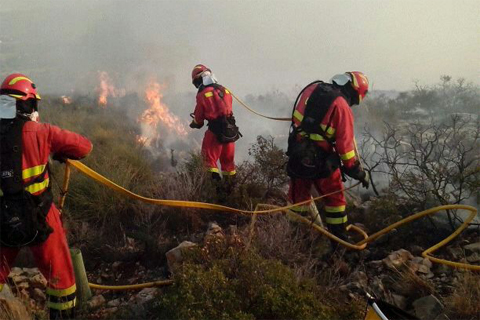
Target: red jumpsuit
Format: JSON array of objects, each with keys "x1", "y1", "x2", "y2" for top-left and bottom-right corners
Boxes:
[
  {"x1": 193, "y1": 85, "x2": 236, "y2": 176},
  {"x1": 288, "y1": 83, "x2": 358, "y2": 229},
  {"x1": 0, "y1": 121, "x2": 92, "y2": 315}
]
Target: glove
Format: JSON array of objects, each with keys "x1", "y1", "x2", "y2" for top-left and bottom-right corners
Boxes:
[
  {"x1": 189, "y1": 120, "x2": 203, "y2": 129},
  {"x1": 343, "y1": 161, "x2": 369, "y2": 189},
  {"x1": 52, "y1": 154, "x2": 68, "y2": 163}
]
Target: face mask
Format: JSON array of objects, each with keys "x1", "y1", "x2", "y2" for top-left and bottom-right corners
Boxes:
[
  {"x1": 202, "y1": 71, "x2": 218, "y2": 86},
  {"x1": 29, "y1": 111, "x2": 40, "y2": 122},
  {"x1": 0, "y1": 95, "x2": 17, "y2": 119}
]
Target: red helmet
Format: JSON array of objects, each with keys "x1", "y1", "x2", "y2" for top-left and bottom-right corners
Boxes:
[
  {"x1": 347, "y1": 71, "x2": 369, "y2": 103},
  {"x1": 191, "y1": 64, "x2": 210, "y2": 83},
  {"x1": 0, "y1": 73, "x2": 41, "y2": 100}
]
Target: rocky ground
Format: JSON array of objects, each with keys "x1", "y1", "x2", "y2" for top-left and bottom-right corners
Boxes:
[{"x1": 1, "y1": 220, "x2": 479, "y2": 319}]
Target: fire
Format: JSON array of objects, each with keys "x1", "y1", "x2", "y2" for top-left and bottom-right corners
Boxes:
[
  {"x1": 138, "y1": 80, "x2": 188, "y2": 138},
  {"x1": 97, "y1": 71, "x2": 125, "y2": 106},
  {"x1": 61, "y1": 95, "x2": 72, "y2": 104}
]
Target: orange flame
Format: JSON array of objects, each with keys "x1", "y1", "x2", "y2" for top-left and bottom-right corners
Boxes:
[
  {"x1": 97, "y1": 71, "x2": 125, "y2": 106},
  {"x1": 139, "y1": 80, "x2": 187, "y2": 138}
]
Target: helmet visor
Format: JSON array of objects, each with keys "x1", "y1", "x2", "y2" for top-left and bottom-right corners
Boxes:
[{"x1": 0, "y1": 95, "x2": 17, "y2": 119}]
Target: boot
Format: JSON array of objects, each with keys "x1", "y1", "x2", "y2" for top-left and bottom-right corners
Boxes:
[{"x1": 327, "y1": 223, "x2": 350, "y2": 254}]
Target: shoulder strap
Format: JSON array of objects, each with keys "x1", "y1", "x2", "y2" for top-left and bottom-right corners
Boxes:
[{"x1": 1, "y1": 118, "x2": 28, "y2": 195}]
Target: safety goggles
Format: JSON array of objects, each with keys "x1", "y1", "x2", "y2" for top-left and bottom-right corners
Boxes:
[{"x1": 0, "y1": 95, "x2": 17, "y2": 119}]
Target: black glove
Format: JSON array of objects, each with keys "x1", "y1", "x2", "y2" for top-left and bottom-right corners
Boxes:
[
  {"x1": 52, "y1": 154, "x2": 68, "y2": 163},
  {"x1": 343, "y1": 161, "x2": 369, "y2": 189},
  {"x1": 189, "y1": 120, "x2": 203, "y2": 129}
]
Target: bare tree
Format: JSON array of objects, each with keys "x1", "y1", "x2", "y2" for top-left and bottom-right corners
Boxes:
[{"x1": 361, "y1": 115, "x2": 479, "y2": 230}]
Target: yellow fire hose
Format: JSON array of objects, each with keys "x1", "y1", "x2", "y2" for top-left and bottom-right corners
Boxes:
[
  {"x1": 60, "y1": 159, "x2": 478, "y2": 291},
  {"x1": 229, "y1": 90, "x2": 291, "y2": 122}
]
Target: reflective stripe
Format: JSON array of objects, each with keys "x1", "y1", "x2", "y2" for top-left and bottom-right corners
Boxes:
[
  {"x1": 204, "y1": 92, "x2": 213, "y2": 98},
  {"x1": 46, "y1": 284, "x2": 77, "y2": 297},
  {"x1": 47, "y1": 298, "x2": 76, "y2": 310},
  {"x1": 207, "y1": 168, "x2": 219, "y2": 173},
  {"x1": 326, "y1": 216, "x2": 348, "y2": 224},
  {"x1": 8, "y1": 94, "x2": 24, "y2": 99},
  {"x1": 22, "y1": 164, "x2": 46, "y2": 180},
  {"x1": 325, "y1": 205, "x2": 346, "y2": 213},
  {"x1": 320, "y1": 124, "x2": 335, "y2": 137},
  {"x1": 293, "y1": 110, "x2": 303, "y2": 121},
  {"x1": 340, "y1": 150, "x2": 356, "y2": 161},
  {"x1": 221, "y1": 170, "x2": 236, "y2": 176},
  {"x1": 9, "y1": 76, "x2": 32, "y2": 85},
  {"x1": 25, "y1": 178, "x2": 49, "y2": 194},
  {"x1": 0, "y1": 284, "x2": 3, "y2": 292},
  {"x1": 299, "y1": 131, "x2": 325, "y2": 142},
  {"x1": 225, "y1": 89, "x2": 230, "y2": 94}
]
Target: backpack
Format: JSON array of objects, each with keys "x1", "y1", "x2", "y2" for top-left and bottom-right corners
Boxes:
[
  {"x1": 0, "y1": 119, "x2": 53, "y2": 247},
  {"x1": 286, "y1": 82, "x2": 343, "y2": 179}
]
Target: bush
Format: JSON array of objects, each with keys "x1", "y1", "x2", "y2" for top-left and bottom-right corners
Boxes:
[{"x1": 155, "y1": 239, "x2": 335, "y2": 320}]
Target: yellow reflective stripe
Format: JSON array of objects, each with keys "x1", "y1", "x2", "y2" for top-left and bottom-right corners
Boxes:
[
  {"x1": 9, "y1": 76, "x2": 32, "y2": 85},
  {"x1": 326, "y1": 216, "x2": 348, "y2": 224},
  {"x1": 0, "y1": 284, "x2": 4, "y2": 292},
  {"x1": 225, "y1": 89, "x2": 230, "y2": 94},
  {"x1": 299, "y1": 131, "x2": 325, "y2": 141},
  {"x1": 8, "y1": 94, "x2": 24, "y2": 99},
  {"x1": 47, "y1": 298, "x2": 76, "y2": 310},
  {"x1": 340, "y1": 150, "x2": 356, "y2": 161},
  {"x1": 320, "y1": 124, "x2": 335, "y2": 137},
  {"x1": 207, "y1": 168, "x2": 219, "y2": 173},
  {"x1": 46, "y1": 285, "x2": 76, "y2": 297},
  {"x1": 22, "y1": 164, "x2": 46, "y2": 180},
  {"x1": 221, "y1": 170, "x2": 236, "y2": 176},
  {"x1": 325, "y1": 205, "x2": 346, "y2": 213},
  {"x1": 204, "y1": 92, "x2": 213, "y2": 98},
  {"x1": 25, "y1": 178, "x2": 49, "y2": 194},
  {"x1": 35, "y1": 94, "x2": 41, "y2": 100},
  {"x1": 293, "y1": 110, "x2": 303, "y2": 121}
]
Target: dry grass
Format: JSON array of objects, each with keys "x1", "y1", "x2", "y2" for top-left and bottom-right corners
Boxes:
[{"x1": 445, "y1": 272, "x2": 480, "y2": 320}]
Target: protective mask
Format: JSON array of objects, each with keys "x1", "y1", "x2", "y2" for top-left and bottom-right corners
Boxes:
[
  {"x1": 0, "y1": 95, "x2": 17, "y2": 119},
  {"x1": 202, "y1": 71, "x2": 218, "y2": 86},
  {"x1": 29, "y1": 111, "x2": 40, "y2": 122}
]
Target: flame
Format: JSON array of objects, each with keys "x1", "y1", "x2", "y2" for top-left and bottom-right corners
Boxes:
[
  {"x1": 97, "y1": 71, "x2": 125, "y2": 106},
  {"x1": 138, "y1": 80, "x2": 188, "y2": 138},
  {"x1": 61, "y1": 95, "x2": 72, "y2": 104}
]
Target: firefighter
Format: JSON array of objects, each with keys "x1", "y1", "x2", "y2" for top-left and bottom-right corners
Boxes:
[
  {"x1": 286, "y1": 71, "x2": 369, "y2": 245},
  {"x1": 189, "y1": 64, "x2": 241, "y2": 197},
  {"x1": 0, "y1": 73, "x2": 92, "y2": 319}
]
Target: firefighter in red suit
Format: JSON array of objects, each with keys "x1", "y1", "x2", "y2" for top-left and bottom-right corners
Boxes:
[
  {"x1": 287, "y1": 72, "x2": 369, "y2": 243},
  {"x1": 189, "y1": 64, "x2": 239, "y2": 194},
  {"x1": 0, "y1": 74, "x2": 92, "y2": 319}
]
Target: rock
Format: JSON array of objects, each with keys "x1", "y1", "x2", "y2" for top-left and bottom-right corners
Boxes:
[
  {"x1": 135, "y1": 288, "x2": 159, "y2": 304},
  {"x1": 88, "y1": 294, "x2": 106, "y2": 309},
  {"x1": 0, "y1": 296, "x2": 31, "y2": 320},
  {"x1": 392, "y1": 294, "x2": 407, "y2": 310},
  {"x1": 413, "y1": 295, "x2": 444, "y2": 320},
  {"x1": 466, "y1": 252, "x2": 480, "y2": 263},
  {"x1": 165, "y1": 241, "x2": 197, "y2": 273},
  {"x1": 112, "y1": 261, "x2": 122, "y2": 271},
  {"x1": 410, "y1": 245, "x2": 425, "y2": 256},
  {"x1": 383, "y1": 249, "x2": 414, "y2": 270},
  {"x1": 22, "y1": 268, "x2": 39, "y2": 276},
  {"x1": 205, "y1": 222, "x2": 224, "y2": 241},
  {"x1": 32, "y1": 288, "x2": 46, "y2": 301},
  {"x1": 30, "y1": 274, "x2": 47, "y2": 288},
  {"x1": 8, "y1": 267, "x2": 24, "y2": 277},
  {"x1": 463, "y1": 242, "x2": 480, "y2": 254},
  {"x1": 10, "y1": 275, "x2": 28, "y2": 284},
  {"x1": 16, "y1": 281, "x2": 29, "y2": 290},
  {"x1": 447, "y1": 247, "x2": 463, "y2": 260},
  {"x1": 107, "y1": 298, "x2": 121, "y2": 307},
  {"x1": 434, "y1": 314, "x2": 450, "y2": 320}
]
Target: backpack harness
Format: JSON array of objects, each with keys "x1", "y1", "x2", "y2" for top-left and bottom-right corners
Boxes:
[{"x1": 0, "y1": 118, "x2": 53, "y2": 247}]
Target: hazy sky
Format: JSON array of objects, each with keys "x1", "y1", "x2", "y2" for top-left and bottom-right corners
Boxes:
[{"x1": 1, "y1": 0, "x2": 479, "y2": 96}]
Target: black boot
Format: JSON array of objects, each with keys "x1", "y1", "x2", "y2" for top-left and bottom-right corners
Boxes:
[
  {"x1": 327, "y1": 223, "x2": 349, "y2": 253},
  {"x1": 223, "y1": 174, "x2": 236, "y2": 195}
]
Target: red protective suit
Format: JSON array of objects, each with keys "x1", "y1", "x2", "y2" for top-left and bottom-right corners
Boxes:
[
  {"x1": 288, "y1": 82, "x2": 358, "y2": 229},
  {"x1": 0, "y1": 120, "x2": 92, "y2": 316},
  {"x1": 193, "y1": 84, "x2": 236, "y2": 176}
]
